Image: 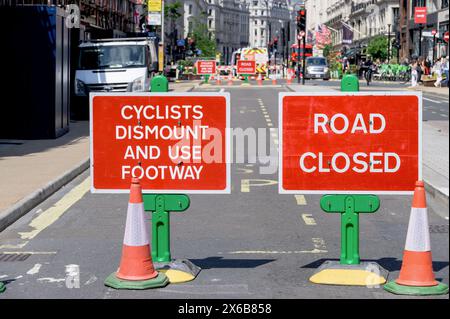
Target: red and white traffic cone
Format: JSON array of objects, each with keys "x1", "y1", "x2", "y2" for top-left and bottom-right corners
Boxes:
[
  {"x1": 384, "y1": 181, "x2": 449, "y2": 295},
  {"x1": 286, "y1": 69, "x2": 293, "y2": 85},
  {"x1": 272, "y1": 75, "x2": 277, "y2": 85},
  {"x1": 227, "y1": 73, "x2": 233, "y2": 86},
  {"x1": 257, "y1": 73, "x2": 263, "y2": 86},
  {"x1": 104, "y1": 178, "x2": 169, "y2": 289},
  {"x1": 216, "y1": 74, "x2": 221, "y2": 85}
]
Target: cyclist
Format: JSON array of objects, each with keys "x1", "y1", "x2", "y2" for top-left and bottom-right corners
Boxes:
[{"x1": 364, "y1": 57, "x2": 375, "y2": 85}]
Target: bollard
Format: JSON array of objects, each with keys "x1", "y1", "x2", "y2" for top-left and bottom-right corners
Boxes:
[
  {"x1": 341, "y1": 74, "x2": 359, "y2": 92},
  {"x1": 151, "y1": 75, "x2": 169, "y2": 92}
]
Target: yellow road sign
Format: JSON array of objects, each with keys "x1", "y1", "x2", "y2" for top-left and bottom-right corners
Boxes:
[{"x1": 148, "y1": 0, "x2": 162, "y2": 12}]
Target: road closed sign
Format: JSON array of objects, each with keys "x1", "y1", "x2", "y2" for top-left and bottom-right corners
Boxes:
[
  {"x1": 196, "y1": 60, "x2": 216, "y2": 75},
  {"x1": 279, "y1": 92, "x2": 422, "y2": 194},
  {"x1": 90, "y1": 93, "x2": 230, "y2": 194},
  {"x1": 237, "y1": 60, "x2": 256, "y2": 74}
]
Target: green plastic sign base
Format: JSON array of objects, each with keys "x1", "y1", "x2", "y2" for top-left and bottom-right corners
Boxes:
[
  {"x1": 104, "y1": 272, "x2": 169, "y2": 290},
  {"x1": 150, "y1": 75, "x2": 169, "y2": 92},
  {"x1": 341, "y1": 74, "x2": 359, "y2": 92},
  {"x1": 0, "y1": 282, "x2": 5, "y2": 293},
  {"x1": 384, "y1": 280, "x2": 449, "y2": 296}
]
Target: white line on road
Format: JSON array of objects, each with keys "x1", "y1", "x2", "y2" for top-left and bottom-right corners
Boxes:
[
  {"x1": 26, "y1": 264, "x2": 42, "y2": 275},
  {"x1": 219, "y1": 88, "x2": 225, "y2": 93},
  {"x1": 424, "y1": 97, "x2": 442, "y2": 104}
]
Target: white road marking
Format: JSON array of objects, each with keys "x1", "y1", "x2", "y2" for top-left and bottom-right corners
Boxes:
[
  {"x1": 37, "y1": 277, "x2": 65, "y2": 283},
  {"x1": 227, "y1": 239, "x2": 327, "y2": 254},
  {"x1": 219, "y1": 88, "x2": 225, "y2": 93},
  {"x1": 424, "y1": 97, "x2": 442, "y2": 104},
  {"x1": 0, "y1": 275, "x2": 7, "y2": 279},
  {"x1": 302, "y1": 214, "x2": 317, "y2": 225},
  {"x1": 84, "y1": 275, "x2": 98, "y2": 286},
  {"x1": 18, "y1": 178, "x2": 90, "y2": 240},
  {"x1": 441, "y1": 114, "x2": 448, "y2": 118},
  {"x1": 0, "y1": 251, "x2": 57, "y2": 255},
  {"x1": 26, "y1": 264, "x2": 42, "y2": 275}
]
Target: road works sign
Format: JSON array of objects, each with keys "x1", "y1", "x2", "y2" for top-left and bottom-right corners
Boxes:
[
  {"x1": 196, "y1": 60, "x2": 217, "y2": 75},
  {"x1": 90, "y1": 93, "x2": 230, "y2": 194},
  {"x1": 237, "y1": 60, "x2": 256, "y2": 74},
  {"x1": 279, "y1": 92, "x2": 422, "y2": 194}
]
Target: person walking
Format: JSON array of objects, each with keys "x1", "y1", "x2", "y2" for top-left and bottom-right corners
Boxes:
[
  {"x1": 410, "y1": 60, "x2": 419, "y2": 88},
  {"x1": 433, "y1": 57, "x2": 443, "y2": 87}
]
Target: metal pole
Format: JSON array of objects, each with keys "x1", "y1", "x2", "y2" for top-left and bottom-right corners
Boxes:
[
  {"x1": 302, "y1": 33, "x2": 306, "y2": 85},
  {"x1": 388, "y1": 24, "x2": 391, "y2": 63},
  {"x1": 297, "y1": 31, "x2": 301, "y2": 84},
  {"x1": 433, "y1": 34, "x2": 436, "y2": 62},
  {"x1": 419, "y1": 24, "x2": 423, "y2": 57}
]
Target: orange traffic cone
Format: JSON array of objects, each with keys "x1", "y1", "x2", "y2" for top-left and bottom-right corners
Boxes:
[
  {"x1": 384, "y1": 181, "x2": 448, "y2": 295},
  {"x1": 272, "y1": 76, "x2": 277, "y2": 85},
  {"x1": 286, "y1": 69, "x2": 293, "y2": 85},
  {"x1": 216, "y1": 74, "x2": 221, "y2": 85},
  {"x1": 227, "y1": 73, "x2": 233, "y2": 86},
  {"x1": 104, "y1": 178, "x2": 169, "y2": 289},
  {"x1": 257, "y1": 73, "x2": 263, "y2": 86}
]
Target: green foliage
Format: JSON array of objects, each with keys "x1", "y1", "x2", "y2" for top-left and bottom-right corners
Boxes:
[
  {"x1": 323, "y1": 44, "x2": 332, "y2": 58},
  {"x1": 189, "y1": 19, "x2": 216, "y2": 58},
  {"x1": 367, "y1": 35, "x2": 389, "y2": 61},
  {"x1": 165, "y1": 1, "x2": 182, "y2": 20}
]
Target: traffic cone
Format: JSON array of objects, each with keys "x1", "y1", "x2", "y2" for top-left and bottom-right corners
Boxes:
[
  {"x1": 227, "y1": 73, "x2": 233, "y2": 86},
  {"x1": 286, "y1": 69, "x2": 293, "y2": 84},
  {"x1": 384, "y1": 181, "x2": 448, "y2": 295},
  {"x1": 216, "y1": 74, "x2": 221, "y2": 85},
  {"x1": 257, "y1": 73, "x2": 263, "y2": 86},
  {"x1": 104, "y1": 178, "x2": 169, "y2": 290},
  {"x1": 272, "y1": 75, "x2": 277, "y2": 85}
]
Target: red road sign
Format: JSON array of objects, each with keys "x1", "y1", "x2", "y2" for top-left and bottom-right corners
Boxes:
[
  {"x1": 279, "y1": 92, "x2": 422, "y2": 194},
  {"x1": 196, "y1": 60, "x2": 216, "y2": 75},
  {"x1": 90, "y1": 93, "x2": 230, "y2": 194},
  {"x1": 432, "y1": 29, "x2": 437, "y2": 36},
  {"x1": 444, "y1": 31, "x2": 449, "y2": 43},
  {"x1": 236, "y1": 60, "x2": 256, "y2": 74},
  {"x1": 414, "y1": 7, "x2": 427, "y2": 24}
]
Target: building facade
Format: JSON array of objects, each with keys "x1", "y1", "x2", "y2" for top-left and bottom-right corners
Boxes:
[
  {"x1": 247, "y1": 0, "x2": 294, "y2": 59},
  {"x1": 206, "y1": 0, "x2": 250, "y2": 63},
  {"x1": 399, "y1": 0, "x2": 449, "y2": 61},
  {"x1": 305, "y1": 0, "x2": 400, "y2": 60}
]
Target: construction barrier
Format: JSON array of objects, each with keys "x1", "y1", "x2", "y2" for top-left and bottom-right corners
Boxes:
[{"x1": 384, "y1": 181, "x2": 449, "y2": 295}]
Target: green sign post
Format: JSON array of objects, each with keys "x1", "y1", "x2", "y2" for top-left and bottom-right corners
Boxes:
[
  {"x1": 320, "y1": 195, "x2": 380, "y2": 265},
  {"x1": 143, "y1": 194, "x2": 190, "y2": 263},
  {"x1": 310, "y1": 74, "x2": 388, "y2": 286}
]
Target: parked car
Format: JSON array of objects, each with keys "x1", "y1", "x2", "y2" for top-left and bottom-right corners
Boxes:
[{"x1": 305, "y1": 57, "x2": 330, "y2": 80}]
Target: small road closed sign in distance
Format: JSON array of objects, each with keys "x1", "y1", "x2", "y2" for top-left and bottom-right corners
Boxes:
[
  {"x1": 279, "y1": 92, "x2": 422, "y2": 194},
  {"x1": 90, "y1": 93, "x2": 230, "y2": 194},
  {"x1": 237, "y1": 60, "x2": 256, "y2": 74}
]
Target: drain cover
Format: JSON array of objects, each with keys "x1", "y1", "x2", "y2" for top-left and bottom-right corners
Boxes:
[
  {"x1": 429, "y1": 225, "x2": 449, "y2": 234},
  {"x1": 0, "y1": 253, "x2": 31, "y2": 262}
]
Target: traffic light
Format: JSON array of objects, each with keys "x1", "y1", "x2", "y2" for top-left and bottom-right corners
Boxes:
[{"x1": 297, "y1": 9, "x2": 306, "y2": 32}]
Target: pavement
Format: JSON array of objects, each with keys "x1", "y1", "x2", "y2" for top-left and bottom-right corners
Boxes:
[{"x1": 0, "y1": 80, "x2": 448, "y2": 299}]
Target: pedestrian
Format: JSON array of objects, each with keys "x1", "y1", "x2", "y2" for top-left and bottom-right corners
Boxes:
[
  {"x1": 442, "y1": 56, "x2": 449, "y2": 87},
  {"x1": 433, "y1": 57, "x2": 443, "y2": 87},
  {"x1": 410, "y1": 60, "x2": 419, "y2": 88}
]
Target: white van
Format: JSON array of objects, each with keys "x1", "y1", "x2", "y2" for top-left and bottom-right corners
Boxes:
[{"x1": 74, "y1": 37, "x2": 158, "y2": 117}]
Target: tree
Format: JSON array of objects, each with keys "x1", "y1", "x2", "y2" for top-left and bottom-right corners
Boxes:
[
  {"x1": 189, "y1": 19, "x2": 216, "y2": 58},
  {"x1": 323, "y1": 44, "x2": 332, "y2": 58},
  {"x1": 367, "y1": 35, "x2": 389, "y2": 61}
]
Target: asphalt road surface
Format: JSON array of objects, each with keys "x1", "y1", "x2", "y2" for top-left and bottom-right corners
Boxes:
[{"x1": 0, "y1": 83, "x2": 448, "y2": 299}]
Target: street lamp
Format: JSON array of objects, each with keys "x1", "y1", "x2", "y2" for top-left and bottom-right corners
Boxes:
[{"x1": 387, "y1": 24, "x2": 391, "y2": 64}]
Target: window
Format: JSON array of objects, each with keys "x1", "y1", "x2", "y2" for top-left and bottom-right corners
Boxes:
[
  {"x1": 189, "y1": 5, "x2": 193, "y2": 15},
  {"x1": 442, "y1": 0, "x2": 449, "y2": 8}
]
